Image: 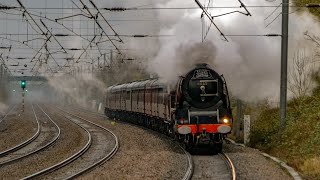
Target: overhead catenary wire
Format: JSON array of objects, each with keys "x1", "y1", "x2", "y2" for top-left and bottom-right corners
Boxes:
[
  {"x1": 12, "y1": 8, "x2": 92, "y2": 43},
  {"x1": 5, "y1": 3, "x2": 115, "y2": 74},
  {"x1": 0, "y1": 17, "x2": 155, "y2": 22},
  {"x1": 15, "y1": 0, "x2": 65, "y2": 76},
  {"x1": 0, "y1": 36, "x2": 49, "y2": 56},
  {"x1": 16, "y1": 0, "x2": 47, "y2": 36},
  {"x1": 75, "y1": 0, "x2": 123, "y2": 55},
  {"x1": 0, "y1": 5, "x2": 316, "y2": 10},
  {"x1": 0, "y1": 45, "x2": 140, "y2": 51},
  {"x1": 197, "y1": 0, "x2": 252, "y2": 42},
  {"x1": 88, "y1": 0, "x2": 123, "y2": 43},
  {"x1": 305, "y1": 4, "x2": 320, "y2": 8},
  {"x1": 1, "y1": 1, "x2": 319, "y2": 77},
  {"x1": 224, "y1": 34, "x2": 281, "y2": 37},
  {"x1": 39, "y1": 19, "x2": 68, "y2": 54},
  {"x1": 195, "y1": 0, "x2": 228, "y2": 42},
  {"x1": 0, "y1": 33, "x2": 173, "y2": 37}
]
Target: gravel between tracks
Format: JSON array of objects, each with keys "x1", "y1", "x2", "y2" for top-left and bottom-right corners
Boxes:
[
  {"x1": 223, "y1": 143, "x2": 293, "y2": 180},
  {"x1": 67, "y1": 108, "x2": 188, "y2": 180},
  {"x1": 0, "y1": 105, "x2": 37, "y2": 152},
  {"x1": 0, "y1": 104, "x2": 59, "y2": 164},
  {"x1": 40, "y1": 116, "x2": 116, "y2": 179},
  {"x1": 192, "y1": 155, "x2": 231, "y2": 180},
  {"x1": 0, "y1": 105, "x2": 89, "y2": 179}
]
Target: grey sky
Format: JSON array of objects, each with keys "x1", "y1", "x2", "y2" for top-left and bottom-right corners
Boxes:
[
  {"x1": 1, "y1": 0, "x2": 319, "y2": 101},
  {"x1": 0, "y1": 0, "x2": 159, "y2": 76}
]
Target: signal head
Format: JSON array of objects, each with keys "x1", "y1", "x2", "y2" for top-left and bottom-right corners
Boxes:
[{"x1": 21, "y1": 80, "x2": 26, "y2": 89}]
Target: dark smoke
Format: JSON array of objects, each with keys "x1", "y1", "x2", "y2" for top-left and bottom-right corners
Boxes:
[{"x1": 175, "y1": 41, "x2": 218, "y2": 75}]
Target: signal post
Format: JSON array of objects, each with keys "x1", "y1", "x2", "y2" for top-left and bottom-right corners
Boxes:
[{"x1": 21, "y1": 80, "x2": 26, "y2": 112}]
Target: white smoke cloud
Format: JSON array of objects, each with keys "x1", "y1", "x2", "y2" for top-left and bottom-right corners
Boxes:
[
  {"x1": 31, "y1": 0, "x2": 320, "y2": 103},
  {"x1": 45, "y1": 73, "x2": 107, "y2": 107},
  {"x1": 142, "y1": 0, "x2": 320, "y2": 101}
]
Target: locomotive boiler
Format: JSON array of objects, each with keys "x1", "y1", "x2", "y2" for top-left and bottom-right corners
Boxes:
[{"x1": 105, "y1": 63, "x2": 232, "y2": 152}]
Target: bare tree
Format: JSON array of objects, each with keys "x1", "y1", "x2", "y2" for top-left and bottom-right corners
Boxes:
[
  {"x1": 95, "y1": 53, "x2": 149, "y2": 86},
  {"x1": 288, "y1": 50, "x2": 318, "y2": 98},
  {"x1": 304, "y1": 31, "x2": 320, "y2": 59}
]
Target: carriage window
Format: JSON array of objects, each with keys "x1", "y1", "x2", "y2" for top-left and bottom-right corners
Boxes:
[
  {"x1": 158, "y1": 89, "x2": 164, "y2": 104},
  {"x1": 136, "y1": 91, "x2": 138, "y2": 102},
  {"x1": 140, "y1": 90, "x2": 144, "y2": 102},
  {"x1": 147, "y1": 90, "x2": 150, "y2": 103},
  {"x1": 153, "y1": 89, "x2": 157, "y2": 104},
  {"x1": 163, "y1": 94, "x2": 168, "y2": 105},
  {"x1": 132, "y1": 91, "x2": 136, "y2": 101},
  {"x1": 138, "y1": 90, "x2": 140, "y2": 102},
  {"x1": 136, "y1": 91, "x2": 140, "y2": 102},
  {"x1": 145, "y1": 90, "x2": 149, "y2": 103},
  {"x1": 126, "y1": 91, "x2": 130, "y2": 100},
  {"x1": 122, "y1": 91, "x2": 126, "y2": 100},
  {"x1": 135, "y1": 91, "x2": 138, "y2": 102}
]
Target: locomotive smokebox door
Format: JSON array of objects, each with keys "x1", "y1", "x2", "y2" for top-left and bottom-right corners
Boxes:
[
  {"x1": 182, "y1": 64, "x2": 223, "y2": 109},
  {"x1": 190, "y1": 79, "x2": 218, "y2": 102}
]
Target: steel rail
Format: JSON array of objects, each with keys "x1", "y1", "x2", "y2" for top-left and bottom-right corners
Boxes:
[
  {"x1": 0, "y1": 104, "x2": 61, "y2": 165},
  {"x1": 22, "y1": 107, "x2": 92, "y2": 180},
  {"x1": 68, "y1": 107, "x2": 237, "y2": 180},
  {"x1": 54, "y1": 106, "x2": 119, "y2": 179},
  {"x1": 66, "y1": 106, "x2": 192, "y2": 180},
  {"x1": 0, "y1": 104, "x2": 17, "y2": 123},
  {"x1": 0, "y1": 104, "x2": 40, "y2": 157},
  {"x1": 181, "y1": 146, "x2": 194, "y2": 180},
  {"x1": 219, "y1": 152, "x2": 236, "y2": 180}
]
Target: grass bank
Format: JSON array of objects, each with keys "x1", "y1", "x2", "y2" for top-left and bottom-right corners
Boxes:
[{"x1": 249, "y1": 76, "x2": 320, "y2": 179}]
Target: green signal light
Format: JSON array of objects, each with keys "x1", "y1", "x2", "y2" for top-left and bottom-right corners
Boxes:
[{"x1": 21, "y1": 80, "x2": 26, "y2": 89}]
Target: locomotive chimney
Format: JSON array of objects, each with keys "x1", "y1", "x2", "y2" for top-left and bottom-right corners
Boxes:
[{"x1": 195, "y1": 63, "x2": 209, "y2": 68}]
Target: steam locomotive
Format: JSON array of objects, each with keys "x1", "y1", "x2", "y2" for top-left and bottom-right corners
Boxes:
[{"x1": 105, "y1": 63, "x2": 232, "y2": 152}]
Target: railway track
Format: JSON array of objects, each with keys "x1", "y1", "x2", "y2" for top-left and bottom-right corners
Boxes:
[
  {"x1": 0, "y1": 104, "x2": 40, "y2": 157},
  {"x1": 67, "y1": 106, "x2": 194, "y2": 180},
  {"x1": 182, "y1": 146, "x2": 194, "y2": 180},
  {"x1": 221, "y1": 152, "x2": 236, "y2": 180},
  {"x1": 22, "y1": 105, "x2": 119, "y2": 179},
  {"x1": 192, "y1": 152, "x2": 236, "y2": 180},
  {"x1": 69, "y1": 106, "x2": 237, "y2": 180},
  {"x1": 0, "y1": 104, "x2": 61, "y2": 165},
  {"x1": 0, "y1": 104, "x2": 17, "y2": 123}
]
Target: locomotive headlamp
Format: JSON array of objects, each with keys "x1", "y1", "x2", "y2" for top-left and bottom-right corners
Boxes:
[
  {"x1": 223, "y1": 118, "x2": 229, "y2": 124},
  {"x1": 179, "y1": 117, "x2": 189, "y2": 124}
]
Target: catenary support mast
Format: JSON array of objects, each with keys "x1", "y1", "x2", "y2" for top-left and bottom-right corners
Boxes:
[{"x1": 280, "y1": 0, "x2": 289, "y2": 129}]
